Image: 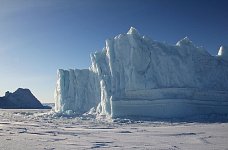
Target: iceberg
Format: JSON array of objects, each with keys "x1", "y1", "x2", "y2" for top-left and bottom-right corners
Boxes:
[{"x1": 54, "y1": 27, "x2": 228, "y2": 119}]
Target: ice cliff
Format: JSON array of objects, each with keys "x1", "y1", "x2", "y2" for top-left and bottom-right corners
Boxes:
[{"x1": 55, "y1": 27, "x2": 228, "y2": 119}]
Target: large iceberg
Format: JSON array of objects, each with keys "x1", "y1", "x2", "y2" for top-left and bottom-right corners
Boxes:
[{"x1": 55, "y1": 27, "x2": 228, "y2": 119}]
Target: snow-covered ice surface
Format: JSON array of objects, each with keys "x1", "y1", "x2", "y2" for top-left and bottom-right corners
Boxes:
[
  {"x1": 1, "y1": 109, "x2": 228, "y2": 150},
  {"x1": 55, "y1": 27, "x2": 228, "y2": 119}
]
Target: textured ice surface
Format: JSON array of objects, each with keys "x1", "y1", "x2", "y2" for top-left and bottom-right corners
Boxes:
[
  {"x1": 55, "y1": 27, "x2": 228, "y2": 119},
  {"x1": 1, "y1": 109, "x2": 228, "y2": 150},
  {"x1": 55, "y1": 69, "x2": 100, "y2": 114}
]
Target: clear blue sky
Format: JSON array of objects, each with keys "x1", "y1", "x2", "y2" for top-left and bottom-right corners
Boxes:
[{"x1": 0, "y1": 0, "x2": 227, "y2": 103}]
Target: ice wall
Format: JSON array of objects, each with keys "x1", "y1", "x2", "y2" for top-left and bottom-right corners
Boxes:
[
  {"x1": 54, "y1": 69, "x2": 100, "y2": 114},
  {"x1": 55, "y1": 27, "x2": 228, "y2": 119}
]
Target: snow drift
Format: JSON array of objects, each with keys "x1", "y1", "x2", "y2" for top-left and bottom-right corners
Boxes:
[{"x1": 55, "y1": 27, "x2": 228, "y2": 119}]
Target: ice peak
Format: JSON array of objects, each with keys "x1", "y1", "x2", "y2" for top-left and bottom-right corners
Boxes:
[
  {"x1": 176, "y1": 37, "x2": 194, "y2": 47},
  {"x1": 127, "y1": 27, "x2": 140, "y2": 35},
  {"x1": 218, "y1": 46, "x2": 227, "y2": 56},
  {"x1": 218, "y1": 46, "x2": 228, "y2": 61},
  {"x1": 218, "y1": 46, "x2": 223, "y2": 56}
]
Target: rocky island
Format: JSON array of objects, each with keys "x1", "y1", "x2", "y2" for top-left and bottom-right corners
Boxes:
[{"x1": 0, "y1": 88, "x2": 51, "y2": 109}]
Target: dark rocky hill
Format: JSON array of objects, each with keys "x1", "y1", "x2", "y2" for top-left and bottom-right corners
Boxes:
[{"x1": 0, "y1": 88, "x2": 51, "y2": 109}]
